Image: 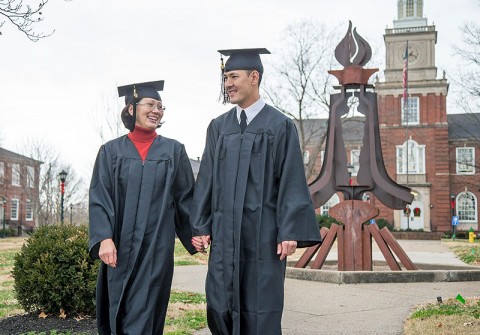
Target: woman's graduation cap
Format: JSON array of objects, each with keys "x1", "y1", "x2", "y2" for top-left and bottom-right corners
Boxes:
[
  {"x1": 217, "y1": 48, "x2": 270, "y2": 104},
  {"x1": 117, "y1": 80, "x2": 164, "y2": 132}
]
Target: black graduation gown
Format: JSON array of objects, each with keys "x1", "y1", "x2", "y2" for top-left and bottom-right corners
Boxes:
[
  {"x1": 89, "y1": 135, "x2": 196, "y2": 335},
  {"x1": 191, "y1": 105, "x2": 322, "y2": 335}
]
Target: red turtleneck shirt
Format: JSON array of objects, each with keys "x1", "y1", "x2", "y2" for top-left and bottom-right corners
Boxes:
[{"x1": 127, "y1": 126, "x2": 158, "y2": 161}]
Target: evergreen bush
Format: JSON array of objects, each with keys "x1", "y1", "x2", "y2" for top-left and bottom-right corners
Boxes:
[
  {"x1": 316, "y1": 215, "x2": 342, "y2": 229},
  {"x1": 12, "y1": 224, "x2": 99, "y2": 315}
]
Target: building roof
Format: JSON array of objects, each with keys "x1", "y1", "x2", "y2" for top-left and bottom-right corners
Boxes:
[
  {"x1": 447, "y1": 113, "x2": 480, "y2": 141},
  {"x1": 0, "y1": 147, "x2": 42, "y2": 165}
]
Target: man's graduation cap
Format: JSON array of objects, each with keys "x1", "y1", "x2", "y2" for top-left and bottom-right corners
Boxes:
[
  {"x1": 117, "y1": 80, "x2": 165, "y2": 132},
  {"x1": 217, "y1": 48, "x2": 270, "y2": 104}
]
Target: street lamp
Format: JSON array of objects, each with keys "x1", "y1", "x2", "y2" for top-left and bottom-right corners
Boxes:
[
  {"x1": 450, "y1": 193, "x2": 456, "y2": 239},
  {"x1": 59, "y1": 170, "x2": 67, "y2": 225},
  {"x1": 70, "y1": 204, "x2": 73, "y2": 225},
  {"x1": 1, "y1": 197, "x2": 6, "y2": 237}
]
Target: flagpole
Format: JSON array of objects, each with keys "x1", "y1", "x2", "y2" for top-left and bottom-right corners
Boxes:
[{"x1": 403, "y1": 41, "x2": 410, "y2": 229}]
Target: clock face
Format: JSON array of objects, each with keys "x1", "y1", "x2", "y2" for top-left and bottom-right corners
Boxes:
[{"x1": 399, "y1": 43, "x2": 420, "y2": 65}]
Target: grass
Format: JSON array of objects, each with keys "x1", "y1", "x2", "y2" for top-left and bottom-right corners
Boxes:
[
  {"x1": 0, "y1": 237, "x2": 207, "y2": 334},
  {"x1": 174, "y1": 239, "x2": 208, "y2": 266},
  {"x1": 404, "y1": 297, "x2": 480, "y2": 335},
  {"x1": 442, "y1": 239, "x2": 480, "y2": 265}
]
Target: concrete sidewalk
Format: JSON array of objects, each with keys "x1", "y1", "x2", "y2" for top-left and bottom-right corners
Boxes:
[{"x1": 171, "y1": 240, "x2": 480, "y2": 335}]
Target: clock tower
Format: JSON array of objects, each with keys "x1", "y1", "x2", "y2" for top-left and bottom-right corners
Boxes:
[{"x1": 375, "y1": 0, "x2": 450, "y2": 232}]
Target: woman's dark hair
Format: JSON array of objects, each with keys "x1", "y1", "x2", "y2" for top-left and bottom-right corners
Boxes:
[{"x1": 121, "y1": 105, "x2": 135, "y2": 132}]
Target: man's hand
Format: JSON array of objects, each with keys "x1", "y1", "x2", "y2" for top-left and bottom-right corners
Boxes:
[
  {"x1": 192, "y1": 235, "x2": 211, "y2": 254},
  {"x1": 277, "y1": 240, "x2": 297, "y2": 260},
  {"x1": 99, "y1": 238, "x2": 117, "y2": 267}
]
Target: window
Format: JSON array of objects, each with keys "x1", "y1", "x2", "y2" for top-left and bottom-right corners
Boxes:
[
  {"x1": 27, "y1": 166, "x2": 35, "y2": 188},
  {"x1": 303, "y1": 150, "x2": 310, "y2": 165},
  {"x1": 11, "y1": 199, "x2": 19, "y2": 221},
  {"x1": 406, "y1": 0, "x2": 414, "y2": 16},
  {"x1": 350, "y1": 149, "x2": 360, "y2": 176},
  {"x1": 12, "y1": 164, "x2": 20, "y2": 186},
  {"x1": 457, "y1": 192, "x2": 477, "y2": 223},
  {"x1": 456, "y1": 147, "x2": 475, "y2": 174},
  {"x1": 396, "y1": 139, "x2": 425, "y2": 174},
  {"x1": 26, "y1": 200, "x2": 33, "y2": 221},
  {"x1": 320, "y1": 194, "x2": 340, "y2": 216},
  {"x1": 0, "y1": 162, "x2": 4, "y2": 184},
  {"x1": 401, "y1": 97, "x2": 419, "y2": 125}
]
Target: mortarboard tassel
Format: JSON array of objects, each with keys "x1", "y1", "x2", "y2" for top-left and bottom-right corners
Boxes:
[{"x1": 219, "y1": 55, "x2": 229, "y2": 104}]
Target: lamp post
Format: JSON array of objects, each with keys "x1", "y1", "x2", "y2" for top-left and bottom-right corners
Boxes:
[
  {"x1": 59, "y1": 170, "x2": 67, "y2": 225},
  {"x1": 70, "y1": 204, "x2": 73, "y2": 225},
  {"x1": 450, "y1": 193, "x2": 456, "y2": 239},
  {"x1": 1, "y1": 197, "x2": 6, "y2": 237}
]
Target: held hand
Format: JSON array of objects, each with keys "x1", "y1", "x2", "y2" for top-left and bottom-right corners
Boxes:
[
  {"x1": 192, "y1": 235, "x2": 211, "y2": 254},
  {"x1": 99, "y1": 238, "x2": 117, "y2": 267},
  {"x1": 277, "y1": 240, "x2": 297, "y2": 260}
]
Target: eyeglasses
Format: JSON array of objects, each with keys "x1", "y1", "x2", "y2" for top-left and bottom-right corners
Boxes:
[{"x1": 136, "y1": 102, "x2": 166, "y2": 112}]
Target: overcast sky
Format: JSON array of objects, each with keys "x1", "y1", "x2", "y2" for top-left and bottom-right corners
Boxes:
[{"x1": 1, "y1": 0, "x2": 479, "y2": 184}]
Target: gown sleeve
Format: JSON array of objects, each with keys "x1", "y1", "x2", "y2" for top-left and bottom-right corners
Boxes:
[
  {"x1": 88, "y1": 145, "x2": 115, "y2": 259},
  {"x1": 190, "y1": 120, "x2": 218, "y2": 236},
  {"x1": 172, "y1": 144, "x2": 197, "y2": 255},
  {"x1": 273, "y1": 120, "x2": 322, "y2": 248}
]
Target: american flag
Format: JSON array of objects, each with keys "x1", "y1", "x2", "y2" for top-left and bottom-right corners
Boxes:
[{"x1": 403, "y1": 43, "x2": 408, "y2": 101}]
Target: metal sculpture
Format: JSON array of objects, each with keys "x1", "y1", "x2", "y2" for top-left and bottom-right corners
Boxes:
[{"x1": 296, "y1": 22, "x2": 415, "y2": 271}]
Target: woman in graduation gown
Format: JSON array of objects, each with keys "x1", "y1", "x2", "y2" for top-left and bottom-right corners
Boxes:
[{"x1": 89, "y1": 80, "x2": 196, "y2": 335}]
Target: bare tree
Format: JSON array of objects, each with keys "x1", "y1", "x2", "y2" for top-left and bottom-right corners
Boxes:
[
  {"x1": 452, "y1": 22, "x2": 480, "y2": 119},
  {"x1": 0, "y1": 0, "x2": 72, "y2": 42},
  {"x1": 19, "y1": 138, "x2": 87, "y2": 225},
  {"x1": 264, "y1": 20, "x2": 340, "y2": 179},
  {"x1": 90, "y1": 92, "x2": 126, "y2": 144}
]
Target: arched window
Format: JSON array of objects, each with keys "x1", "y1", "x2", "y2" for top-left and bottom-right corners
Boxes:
[
  {"x1": 320, "y1": 194, "x2": 340, "y2": 217},
  {"x1": 396, "y1": 139, "x2": 425, "y2": 174},
  {"x1": 457, "y1": 192, "x2": 477, "y2": 223}
]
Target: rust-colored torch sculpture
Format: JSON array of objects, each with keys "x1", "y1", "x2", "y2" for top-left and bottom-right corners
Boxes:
[{"x1": 295, "y1": 22, "x2": 416, "y2": 271}]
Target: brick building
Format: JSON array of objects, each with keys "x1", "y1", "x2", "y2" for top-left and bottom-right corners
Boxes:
[
  {"x1": 306, "y1": 0, "x2": 479, "y2": 233},
  {"x1": 0, "y1": 147, "x2": 42, "y2": 234}
]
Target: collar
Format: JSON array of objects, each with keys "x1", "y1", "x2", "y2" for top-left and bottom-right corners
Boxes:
[
  {"x1": 236, "y1": 97, "x2": 265, "y2": 124},
  {"x1": 128, "y1": 126, "x2": 157, "y2": 143}
]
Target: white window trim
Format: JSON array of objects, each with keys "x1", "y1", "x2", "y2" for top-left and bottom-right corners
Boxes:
[
  {"x1": 26, "y1": 199, "x2": 33, "y2": 221},
  {"x1": 11, "y1": 198, "x2": 19, "y2": 221},
  {"x1": 12, "y1": 164, "x2": 20, "y2": 186},
  {"x1": 27, "y1": 166, "x2": 35, "y2": 188},
  {"x1": 320, "y1": 194, "x2": 340, "y2": 217},
  {"x1": 456, "y1": 192, "x2": 477, "y2": 224},
  {"x1": 0, "y1": 162, "x2": 4, "y2": 184},
  {"x1": 351, "y1": 149, "x2": 360, "y2": 176},
  {"x1": 396, "y1": 139, "x2": 426, "y2": 174},
  {"x1": 456, "y1": 147, "x2": 475, "y2": 175},
  {"x1": 401, "y1": 96, "x2": 420, "y2": 126}
]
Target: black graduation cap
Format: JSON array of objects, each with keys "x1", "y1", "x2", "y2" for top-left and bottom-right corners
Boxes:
[
  {"x1": 218, "y1": 48, "x2": 270, "y2": 73},
  {"x1": 117, "y1": 80, "x2": 164, "y2": 105},
  {"x1": 217, "y1": 48, "x2": 270, "y2": 104},
  {"x1": 117, "y1": 80, "x2": 165, "y2": 132}
]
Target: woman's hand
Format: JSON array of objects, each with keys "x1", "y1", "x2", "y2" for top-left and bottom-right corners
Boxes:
[{"x1": 99, "y1": 238, "x2": 117, "y2": 267}]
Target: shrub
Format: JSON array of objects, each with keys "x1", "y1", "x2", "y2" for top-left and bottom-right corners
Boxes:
[
  {"x1": 375, "y1": 218, "x2": 394, "y2": 231},
  {"x1": 0, "y1": 227, "x2": 16, "y2": 237},
  {"x1": 12, "y1": 224, "x2": 99, "y2": 315},
  {"x1": 316, "y1": 215, "x2": 342, "y2": 229}
]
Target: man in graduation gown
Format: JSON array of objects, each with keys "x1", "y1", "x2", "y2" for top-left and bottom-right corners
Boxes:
[
  {"x1": 89, "y1": 80, "x2": 196, "y2": 334},
  {"x1": 191, "y1": 49, "x2": 322, "y2": 335}
]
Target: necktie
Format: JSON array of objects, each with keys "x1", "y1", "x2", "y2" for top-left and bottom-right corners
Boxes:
[{"x1": 240, "y1": 110, "x2": 247, "y2": 134}]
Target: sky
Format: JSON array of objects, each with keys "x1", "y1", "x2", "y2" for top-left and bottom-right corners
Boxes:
[{"x1": 1, "y1": 0, "x2": 479, "y2": 185}]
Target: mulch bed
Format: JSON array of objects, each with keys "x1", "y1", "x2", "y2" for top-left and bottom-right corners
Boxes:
[{"x1": 0, "y1": 313, "x2": 98, "y2": 335}]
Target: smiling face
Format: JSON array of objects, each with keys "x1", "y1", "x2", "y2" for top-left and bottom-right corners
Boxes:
[
  {"x1": 223, "y1": 70, "x2": 260, "y2": 108},
  {"x1": 128, "y1": 98, "x2": 164, "y2": 130}
]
